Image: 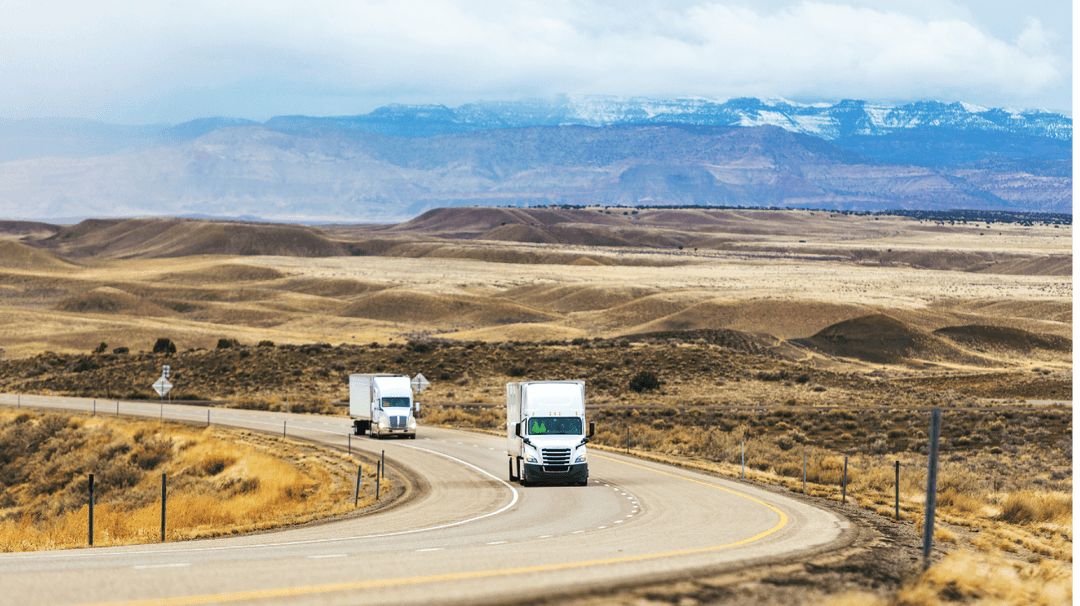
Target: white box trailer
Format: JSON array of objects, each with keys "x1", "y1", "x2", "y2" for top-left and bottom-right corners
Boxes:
[
  {"x1": 506, "y1": 381, "x2": 593, "y2": 485},
  {"x1": 350, "y1": 374, "x2": 417, "y2": 439}
]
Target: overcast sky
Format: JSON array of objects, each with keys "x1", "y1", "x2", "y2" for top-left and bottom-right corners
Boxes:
[{"x1": 1, "y1": 0, "x2": 1072, "y2": 124}]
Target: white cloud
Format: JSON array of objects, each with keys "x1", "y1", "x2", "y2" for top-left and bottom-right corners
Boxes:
[{"x1": 0, "y1": 0, "x2": 1068, "y2": 122}]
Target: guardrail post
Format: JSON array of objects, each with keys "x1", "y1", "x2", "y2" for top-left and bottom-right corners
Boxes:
[
  {"x1": 375, "y1": 462, "x2": 381, "y2": 500},
  {"x1": 895, "y1": 460, "x2": 900, "y2": 521},
  {"x1": 354, "y1": 465, "x2": 362, "y2": 507},
  {"x1": 88, "y1": 473, "x2": 94, "y2": 546},
  {"x1": 283, "y1": 420, "x2": 287, "y2": 437},
  {"x1": 381, "y1": 450, "x2": 385, "y2": 478},
  {"x1": 802, "y1": 454, "x2": 807, "y2": 494},
  {"x1": 741, "y1": 442, "x2": 745, "y2": 479},
  {"x1": 93, "y1": 400, "x2": 96, "y2": 416},
  {"x1": 161, "y1": 473, "x2": 167, "y2": 542},
  {"x1": 923, "y1": 409, "x2": 942, "y2": 569},
  {"x1": 842, "y1": 456, "x2": 848, "y2": 504}
]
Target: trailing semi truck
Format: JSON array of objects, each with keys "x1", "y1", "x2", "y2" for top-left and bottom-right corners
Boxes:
[
  {"x1": 350, "y1": 374, "x2": 417, "y2": 439},
  {"x1": 506, "y1": 380, "x2": 593, "y2": 485}
]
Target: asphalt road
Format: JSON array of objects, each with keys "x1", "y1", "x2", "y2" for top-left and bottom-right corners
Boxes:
[{"x1": 0, "y1": 395, "x2": 848, "y2": 606}]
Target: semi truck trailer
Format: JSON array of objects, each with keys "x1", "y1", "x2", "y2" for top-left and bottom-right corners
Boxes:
[
  {"x1": 506, "y1": 380, "x2": 593, "y2": 485},
  {"x1": 350, "y1": 374, "x2": 417, "y2": 439}
]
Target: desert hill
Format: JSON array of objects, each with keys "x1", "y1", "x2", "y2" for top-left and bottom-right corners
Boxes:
[
  {"x1": 38, "y1": 218, "x2": 351, "y2": 259},
  {"x1": 13, "y1": 210, "x2": 1069, "y2": 277},
  {"x1": 933, "y1": 325, "x2": 1071, "y2": 354},
  {"x1": 803, "y1": 314, "x2": 997, "y2": 366},
  {"x1": 0, "y1": 241, "x2": 78, "y2": 271}
]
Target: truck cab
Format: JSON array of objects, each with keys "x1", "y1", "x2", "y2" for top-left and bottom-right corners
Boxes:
[
  {"x1": 507, "y1": 381, "x2": 594, "y2": 485},
  {"x1": 350, "y1": 374, "x2": 417, "y2": 439}
]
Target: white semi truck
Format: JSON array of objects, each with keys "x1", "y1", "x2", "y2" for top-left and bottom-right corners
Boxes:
[
  {"x1": 350, "y1": 374, "x2": 417, "y2": 439},
  {"x1": 506, "y1": 380, "x2": 593, "y2": 485}
]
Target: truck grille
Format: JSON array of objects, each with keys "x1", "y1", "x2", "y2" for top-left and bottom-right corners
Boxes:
[
  {"x1": 390, "y1": 416, "x2": 407, "y2": 429},
  {"x1": 542, "y1": 448, "x2": 571, "y2": 466}
]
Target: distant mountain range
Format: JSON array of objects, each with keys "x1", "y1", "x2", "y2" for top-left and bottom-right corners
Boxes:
[{"x1": 0, "y1": 97, "x2": 1070, "y2": 221}]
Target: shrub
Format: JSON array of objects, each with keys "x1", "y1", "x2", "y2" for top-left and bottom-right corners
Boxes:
[
  {"x1": 217, "y1": 338, "x2": 240, "y2": 349},
  {"x1": 152, "y1": 338, "x2": 176, "y2": 354},
  {"x1": 628, "y1": 371, "x2": 660, "y2": 393},
  {"x1": 998, "y1": 491, "x2": 1072, "y2": 525},
  {"x1": 93, "y1": 342, "x2": 108, "y2": 354},
  {"x1": 257, "y1": 340, "x2": 275, "y2": 347},
  {"x1": 130, "y1": 436, "x2": 174, "y2": 470},
  {"x1": 201, "y1": 454, "x2": 237, "y2": 476}
]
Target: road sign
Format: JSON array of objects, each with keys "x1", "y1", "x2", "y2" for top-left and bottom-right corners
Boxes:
[
  {"x1": 152, "y1": 377, "x2": 173, "y2": 396},
  {"x1": 162, "y1": 365, "x2": 170, "y2": 378},
  {"x1": 411, "y1": 373, "x2": 430, "y2": 393}
]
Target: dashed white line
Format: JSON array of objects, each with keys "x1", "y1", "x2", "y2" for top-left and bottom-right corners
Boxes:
[
  {"x1": 416, "y1": 548, "x2": 443, "y2": 552},
  {"x1": 307, "y1": 555, "x2": 346, "y2": 559},
  {"x1": 133, "y1": 563, "x2": 189, "y2": 569},
  {"x1": 486, "y1": 541, "x2": 507, "y2": 545}
]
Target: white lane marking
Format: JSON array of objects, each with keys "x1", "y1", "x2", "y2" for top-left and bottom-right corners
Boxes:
[
  {"x1": 538, "y1": 535, "x2": 552, "y2": 539},
  {"x1": 614, "y1": 520, "x2": 624, "y2": 524},
  {"x1": 572, "y1": 531, "x2": 584, "y2": 534},
  {"x1": 0, "y1": 431, "x2": 521, "y2": 562},
  {"x1": 416, "y1": 548, "x2": 443, "y2": 552},
  {"x1": 486, "y1": 541, "x2": 507, "y2": 545},
  {"x1": 133, "y1": 563, "x2": 189, "y2": 569},
  {"x1": 307, "y1": 555, "x2": 346, "y2": 559},
  {"x1": 597, "y1": 526, "x2": 606, "y2": 529}
]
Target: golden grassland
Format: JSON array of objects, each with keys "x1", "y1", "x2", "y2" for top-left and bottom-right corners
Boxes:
[
  {"x1": 821, "y1": 550, "x2": 1071, "y2": 606},
  {"x1": 0, "y1": 409, "x2": 386, "y2": 551}
]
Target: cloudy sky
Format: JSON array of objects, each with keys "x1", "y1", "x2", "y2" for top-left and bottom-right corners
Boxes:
[{"x1": 1, "y1": 0, "x2": 1071, "y2": 124}]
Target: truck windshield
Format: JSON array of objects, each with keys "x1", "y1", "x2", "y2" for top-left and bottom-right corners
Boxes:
[
  {"x1": 528, "y1": 417, "x2": 582, "y2": 435},
  {"x1": 381, "y1": 397, "x2": 411, "y2": 408}
]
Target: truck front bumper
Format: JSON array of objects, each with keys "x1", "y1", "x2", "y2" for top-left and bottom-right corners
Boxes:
[{"x1": 522, "y1": 462, "x2": 588, "y2": 484}]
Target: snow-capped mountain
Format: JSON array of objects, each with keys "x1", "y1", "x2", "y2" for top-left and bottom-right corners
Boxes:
[{"x1": 264, "y1": 96, "x2": 1071, "y2": 141}]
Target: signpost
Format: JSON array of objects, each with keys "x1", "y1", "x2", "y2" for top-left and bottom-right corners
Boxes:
[
  {"x1": 152, "y1": 376, "x2": 173, "y2": 423},
  {"x1": 411, "y1": 373, "x2": 430, "y2": 393}
]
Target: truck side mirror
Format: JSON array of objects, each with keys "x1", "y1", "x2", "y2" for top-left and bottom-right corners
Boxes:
[
  {"x1": 514, "y1": 423, "x2": 522, "y2": 437},
  {"x1": 588, "y1": 421, "x2": 595, "y2": 437}
]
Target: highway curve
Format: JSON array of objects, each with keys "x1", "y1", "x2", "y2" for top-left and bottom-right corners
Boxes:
[{"x1": 0, "y1": 395, "x2": 849, "y2": 606}]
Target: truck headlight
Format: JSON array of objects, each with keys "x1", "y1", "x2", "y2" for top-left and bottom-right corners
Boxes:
[
  {"x1": 378, "y1": 418, "x2": 389, "y2": 429},
  {"x1": 575, "y1": 454, "x2": 587, "y2": 463},
  {"x1": 525, "y1": 453, "x2": 538, "y2": 463},
  {"x1": 407, "y1": 416, "x2": 416, "y2": 429}
]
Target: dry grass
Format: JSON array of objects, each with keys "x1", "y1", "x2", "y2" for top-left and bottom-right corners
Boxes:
[
  {"x1": 0, "y1": 409, "x2": 385, "y2": 551},
  {"x1": 821, "y1": 550, "x2": 1072, "y2": 606}
]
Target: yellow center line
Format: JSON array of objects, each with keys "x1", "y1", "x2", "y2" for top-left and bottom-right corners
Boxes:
[{"x1": 80, "y1": 453, "x2": 788, "y2": 606}]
